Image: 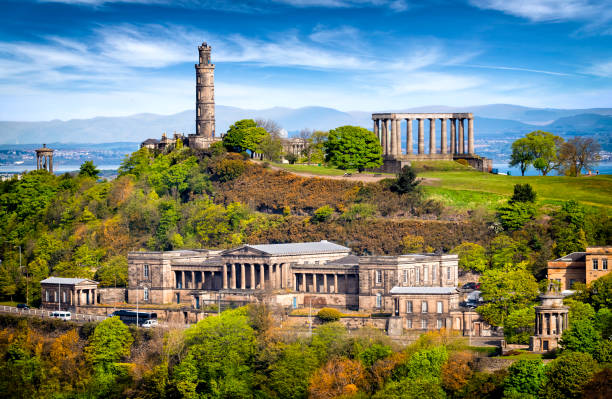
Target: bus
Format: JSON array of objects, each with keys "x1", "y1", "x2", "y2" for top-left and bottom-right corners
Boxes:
[{"x1": 110, "y1": 310, "x2": 157, "y2": 326}]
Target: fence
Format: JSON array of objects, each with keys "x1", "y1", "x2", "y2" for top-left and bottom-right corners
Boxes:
[{"x1": 0, "y1": 305, "x2": 106, "y2": 322}]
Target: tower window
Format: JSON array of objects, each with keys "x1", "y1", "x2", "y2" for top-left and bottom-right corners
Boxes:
[
  {"x1": 422, "y1": 319, "x2": 428, "y2": 329},
  {"x1": 407, "y1": 319, "x2": 412, "y2": 329}
]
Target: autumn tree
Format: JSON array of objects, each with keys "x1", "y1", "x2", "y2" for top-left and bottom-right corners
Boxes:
[
  {"x1": 557, "y1": 137, "x2": 601, "y2": 176},
  {"x1": 308, "y1": 357, "x2": 365, "y2": 399}
]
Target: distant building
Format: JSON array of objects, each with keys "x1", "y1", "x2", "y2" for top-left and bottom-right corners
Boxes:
[
  {"x1": 35, "y1": 144, "x2": 54, "y2": 173},
  {"x1": 530, "y1": 284, "x2": 569, "y2": 352},
  {"x1": 127, "y1": 240, "x2": 489, "y2": 335},
  {"x1": 546, "y1": 246, "x2": 611, "y2": 291},
  {"x1": 40, "y1": 277, "x2": 99, "y2": 311}
]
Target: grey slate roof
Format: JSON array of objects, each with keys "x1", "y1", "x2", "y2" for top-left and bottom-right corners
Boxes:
[
  {"x1": 249, "y1": 240, "x2": 350, "y2": 255},
  {"x1": 555, "y1": 252, "x2": 586, "y2": 262},
  {"x1": 390, "y1": 286, "x2": 457, "y2": 295},
  {"x1": 40, "y1": 277, "x2": 97, "y2": 285},
  {"x1": 327, "y1": 255, "x2": 360, "y2": 265}
]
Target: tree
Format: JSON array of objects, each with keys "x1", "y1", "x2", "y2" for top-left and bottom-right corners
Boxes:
[
  {"x1": 95, "y1": 255, "x2": 128, "y2": 287},
  {"x1": 503, "y1": 359, "x2": 546, "y2": 398},
  {"x1": 223, "y1": 119, "x2": 268, "y2": 155},
  {"x1": 580, "y1": 368, "x2": 612, "y2": 399},
  {"x1": 509, "y1": 137, "x2": 534, "y2": 176},
  {"x1": 588, "y1": 273, "x2": 612, "y2": 311},
  {"x1": 324, "y1": 125, "x2": 382, "y2": 171},
  {"x1": 441, "y1": 351, "x2": 473, "y2": 394},
  {"x1": 564, "y1": 298, "x2": 595, "y2": 323},
  {"x1": 79, "y1": 160, "x2": 100, "y2": 178},
  {"x1": 497, "y1": 201, "x2": 536, "y2": 231},
  {"x1": 450, "y1": 242, "x2": 488, "y2": 273},
  {"x1": 255, "y1": 119, "x2": 283, "y2": 138},
  {"x1": 503, "y1": 306, "x2": 535, "y2": 344},
  {"x1": 259, "y1": 134, "x2": 283, "y2": 162},
  {"x1": 308, "y1": 357, "x2": 365, "y2": 399},
  {"x1": 525, "y1": 130, "x2": 563, "y2": 176},
  {"x1": 541, "y1": 352, "x2": 596, "y2": 399},
  {"x1": 268, "y1": 342, "x2": 319, "y2": 399},
  {"x1": 510, "y1": 183, "x2": 537, "y2": 203},
  {"x1": 477, "y1": 268, "x2": 539, "y2": 326},
  {"x1": 84, "y1": 316, "x2": 133, "y2": 367},
  {"x1": 558, "y1": 137, "x2": 601, "y2": 176},
  {"x1": 390, "y1": 165, "x2": 420, "y2": 194},
  {"x1": 550, "y1": 200, "x2": 588, "y2": 257}
]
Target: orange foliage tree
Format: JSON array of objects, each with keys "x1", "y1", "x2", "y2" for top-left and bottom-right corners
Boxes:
[{"x1": 308, "y1": 357, "x2": 366, "y2": 399}]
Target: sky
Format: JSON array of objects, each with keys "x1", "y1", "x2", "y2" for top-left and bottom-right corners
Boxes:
[{"x1": 1, "y1": 0, "x2": 611, "y2": 121}]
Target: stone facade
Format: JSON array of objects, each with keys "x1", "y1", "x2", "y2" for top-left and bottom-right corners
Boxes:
[
  {"x1": 127, "y1": 241, "x2": 485, "y2": 334},
  {"x1": 40, "y1": 277, "x2": 99, "y2": 311},
  {"x1": 546, "y1": 246, "x2": 611, "y2": 291},
  {"x1": 371, "y1": 113, "x2": 492, "y2": 173},
  {"x1": 530, "y1": 286, "x2": 569, "y2": 353}
]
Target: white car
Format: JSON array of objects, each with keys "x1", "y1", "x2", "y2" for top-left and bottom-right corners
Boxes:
[
  {"x1": 141, "y1": 319, "x2": 158, "y2": 328},
  {"x1": 50, "y1": 311, "x2": 71, "y2": 321}
]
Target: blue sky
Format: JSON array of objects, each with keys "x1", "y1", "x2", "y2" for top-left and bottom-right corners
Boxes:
[{"x1": 1, "y1": 0, "x2": 611, "y2": 120}]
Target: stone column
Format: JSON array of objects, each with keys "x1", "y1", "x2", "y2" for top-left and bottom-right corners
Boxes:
[
  {"x1": 277, "y1": 264, "x2": 282, "y2": 288},
  {"x1": 271, "y1": 264, "x2": 277, "y2": 289},
  {"x1": 429, "y1": 118, "x2": 436, "y2": 154},
  {"x1": 440, "y1": 118, "x2": 447, "y2": 154},
  {"x1": 302, "y1": 273, "x2": 306, "y2": 292},
  {"x1": 323, "y1": 274, "x2": 328, "y2": 293},
  {"x1": 260, "y1": 264, "x2": 265, "y2": 289},
  {"x1": 181, "y1": 271, "x2": 185, "y2": 289},
  {"x1": 381, "y1": 119, "x2": 388, "y2": 156},
  {"x1": 240, "y1": 264, "x2": 246, "y2": 290},
  {"x1": 458, "y1": 119, "x2": 465, "y2": 154},
  {"x1": 231, "y1": 264, "x2": 237, "y2": 289},
  {"x1": 389, "y1": 119, "x2": 396, "y2": 156},
  {"x1": 373, "y1": 119, "x2": 379, "y2": 142},
  {"x1": 468, "y1": 118, "x2": 474, "y2": 154},
  {"x1": 313, "y1": 274, "x2": 317, "y2": 293},
  {"x1": 250, "y1": 264, "x2": 255, "y2": 289},
  {"x1": 418, "y1": 118, "x2": 425, "y2": 154},
  {"x1": 395, "y1": 119, "x2": 402, "y2": 155},
  {"x1": 406, "y1": 119, "x2": 413, "y2": 155},
  {"x1": 334, "y1": 274, "x2": 338, "y2": 293},
  {"x1": 222, "y1": 264, "x2": 228, "y2": 289},
  {"x1": 191, "y1": 271, "x2": 195, "y2": 289},
  {"x1": 201, "y1": 271, "x2": 205, "y2": 289},
  {"x1": 450, "y1": 118, "x2": 456, "y2": 154}
]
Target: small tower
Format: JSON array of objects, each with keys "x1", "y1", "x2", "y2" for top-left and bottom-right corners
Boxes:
[
  {"x1": 35, "y1": 144, "x2": 54, "y2": 173},
  {"x1": 195, "y1": 42, "x2": 215, "y2": 138},
  {"x1": 530, "y1": 283, "x2": 569, "y2": 352}
]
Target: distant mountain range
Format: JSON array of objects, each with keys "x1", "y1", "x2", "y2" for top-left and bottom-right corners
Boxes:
[{"x1": 1, "y1": 104, "x2": 611, "y2": 145}]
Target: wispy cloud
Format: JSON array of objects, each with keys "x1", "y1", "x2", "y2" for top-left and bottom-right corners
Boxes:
[
  {"x1": 462, "y1": 64, "x2": 572, "y2": 77},
  {"x1": 585, "y1": 59, "x2": 612, "y2": 77}
]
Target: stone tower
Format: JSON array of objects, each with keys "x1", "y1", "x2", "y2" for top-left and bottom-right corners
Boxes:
[
  {"x1": 530, "y1": 283, "x2": 569, "y2": 352},
  {"x1": 36, "y1": 144, "x2": 54, "y2": 173},
  {"x1": 195, "y1": 42, "x2": 215, "y2": 138}
]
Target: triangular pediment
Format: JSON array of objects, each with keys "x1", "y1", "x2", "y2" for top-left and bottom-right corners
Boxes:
[{"x1": 221, "y1": 245, "x2": 270, "y2": 257}]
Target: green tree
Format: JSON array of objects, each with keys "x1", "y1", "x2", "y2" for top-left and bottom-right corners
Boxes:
[
  {"x1": 497, "y1": 201, "x2": 536, "y2": 231},
  {"x1": 487, "y1": 235, "x2": 532, "y2": 270},
  {"x1": 84, "y1": 316, "x2": 133, "y2": 367},
  {"x1": 259, "y1": 134, "x2": 283, "y2": 162},
  {"x1": 95, "y1": 255, "x2": 128, "y2": 287},
  {"x1": 79, "y1": 160, "x2": 100, "y2": 178},
  {"x1": 561, "y1": 319, "x2": 601, "y2": 355},
  {"x1": 510, "y1": 183, "x2": 537, "y2": 203},
  {"x1": 564, "y1": 298, "x2": 595, "y2": 323},
  {"x1": 541, "y1": 352, "x2": 597, "y2": 399},
  {"x1": 268, "y1": 342, "x2": 319, "y2": 399},
  {"x1": 550, "y1": 200, "x2": 588, "y2": 257},
  {"x1": 525, "y1": 130, "x2": 563, "y2": 176},
  {"x1": 358, "y1": 343, "x2": 393, "y2": 368},
  {"x1": 509, "y1": 137, "x2": 534, "y2": 176},
  {"x1": 503, "y1": 359, "x2": 546, "y2": 398},
  {"x1": 477, "y1": 268, "x2": 539, "y2": 326},
  {"x1": 223, "y1": 119, "x2": 268, "y2": 156},
  {"x1": 451, "y1": 242, "x2": 488, "y2": 273},
  {"x1": 503, "y1": 306, "x2": 535, "y2": 344},
  {"x1": 390, "y1": 165, "x2": 420, "y2": 195},
  {"x1": 324, "y1": 125, "x2": 382, "y2": 171},
  {"x1": 588, "y1": 273, "x2": 612, "y2": 311}
]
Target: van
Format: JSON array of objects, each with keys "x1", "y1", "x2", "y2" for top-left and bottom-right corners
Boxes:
[
  {"x1": 50, "y1": 311, "x2": 71, "y2": 321},
  {"x1": 141, "y1": 319, "x2": 158, "y2": 328}
]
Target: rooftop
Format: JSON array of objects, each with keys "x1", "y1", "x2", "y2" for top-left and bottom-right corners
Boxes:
[
  {"x1": 248, "y1": 240, "x2": 350, "y2": 256},
  {"x1": 554, "y1": 252, "x2": 586, "y2": 262},
  {"x1": 40, "y1": 277, "x2": 97, "y2": 285}
]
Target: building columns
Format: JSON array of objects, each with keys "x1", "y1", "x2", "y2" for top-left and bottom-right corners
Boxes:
[
  {"x1": 313, "y1": 273, "x2": 317, "y2": 293},
  {"x1": 458, "y1": 119, "x2": 465, "y2": 154},
  {"x1": 418, "y1": 118, "x2": 425, "y2": 154},
  {"x1": 440, "y1": 118, "x2": 447, "y2": 154},
  {"x1": 450, "y1": 118, "x2": 456, "y2": 154},
  {"x1": 381, "y1": 119, "x2": 388, "y2": 156},
  {"x1": 222, "y1": 264, "x2": 228, "y2": 289},
  {"x1": 429, "y1": 118, "x2": 436, "y2": 154},
  {"x1": 468, "y1": 118, "x2": 474, "y2": 154},
  {"x1": 240, "y1": 264, "x2": 246, "y2": 290},
  {"x1": 323, "y1": 274, "x2": 328, "y2": 293},
  {"x1": 406, "y1": 119, "x2": 413, "y2": 155},
  {"x1": 260, "y1": 264, "x2": 265, "y2": 289},
  {"x1": 373, "y1": 119, "x2": 379, "y2": 143},
  {"x1": 334, "y1": 274, "x2": 338, "y2": 294}
]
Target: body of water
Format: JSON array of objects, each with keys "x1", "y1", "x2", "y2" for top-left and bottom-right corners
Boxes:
[
  {"x1": 492, "y1": 162, "x2": 612, "y2": 176},
  {"x1": 0, "y1": 163, "x2": 121, "y2": 174}
]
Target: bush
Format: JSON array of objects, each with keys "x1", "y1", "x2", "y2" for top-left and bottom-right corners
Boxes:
[
  {"x1": 312, "y1": 205, "x2": 334, "y2": 223},
  {"x1": 390, "y1": 165, "x2": 420, "y2": 195},
  {"x1": 215, "y1": 159, "x2": 246, "y2": 182},
  {"x1": 455, "y1": 159, "x2": 469, "y2": 167},
  {"x1": 317, "y1": 308, "x2": 342, "y2": 322}
]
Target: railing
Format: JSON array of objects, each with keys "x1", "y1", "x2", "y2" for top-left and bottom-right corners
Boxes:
[{"x1": 0, "y1": 305, "x2": 106, "y2": 322}]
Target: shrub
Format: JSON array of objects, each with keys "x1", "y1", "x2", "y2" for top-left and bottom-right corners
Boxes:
[
  {"x1": 317, "y1": 308, "x2": 342, "y2": 322},
  {"x1": 312, "y1": 205, "x2": 334, "y2": 223},
  {"x1": 285, "y1": 153, "x2": 298, "y2": 164},
  {"x1": 215, "y1": 159, "x2": 246, "y2": 182},
  {"x1": 455, "y1": 159, "x2": 469, "y2": 167},
  {"x1": 390, "y1": 165, "x2": 420, "y2": 195}
]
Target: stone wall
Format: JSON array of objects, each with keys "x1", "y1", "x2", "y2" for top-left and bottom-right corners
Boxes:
[
  {"x1": 285, "y1": 315, "x2": 388, "y2": 331},
  {"x1": 98, "y1": 287, "x2": 127, "y2": 304}
]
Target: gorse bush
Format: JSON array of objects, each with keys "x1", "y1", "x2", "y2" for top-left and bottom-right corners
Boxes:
[{"x1": 317, "y1": 308, "x2": 342, "y2": 322}]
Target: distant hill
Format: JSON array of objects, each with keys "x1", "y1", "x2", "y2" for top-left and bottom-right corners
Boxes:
[{"x1": 1, "y1": 104, "x2": 610, "y2": 144}]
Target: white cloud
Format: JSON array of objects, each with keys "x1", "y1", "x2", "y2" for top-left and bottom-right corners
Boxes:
[{"x1": 585, "y1": 59, "x2": 612, "y2": 77}]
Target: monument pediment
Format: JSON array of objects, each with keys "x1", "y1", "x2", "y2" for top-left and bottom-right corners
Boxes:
[{"x1": 221, "y1": 245, "x2": 270, "y2": 257}]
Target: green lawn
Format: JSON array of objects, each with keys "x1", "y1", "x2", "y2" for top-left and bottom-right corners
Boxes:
[
  {"x1": 272, "y1": 163, "x2": 394, "y2": 176},
  {"x1": 419, "y1": 171, "x2": 612, "y2": 209}
]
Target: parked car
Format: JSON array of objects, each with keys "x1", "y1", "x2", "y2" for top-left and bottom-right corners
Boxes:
[
  {"x1": 460, "y1": 301, "x2": 479, "y2": 309},
  {"x1": 16, "y1": 303, "x2": 29, "y2": 310},
  {"x1": 50, "y1": 311, "x2": 71, "y2": 321},
  {"x1": 461, "y1": 282, "x2": 480, "y2": 290},
  {"x1": 141, "y1": 319, "x2": 158, "y2": 328}
]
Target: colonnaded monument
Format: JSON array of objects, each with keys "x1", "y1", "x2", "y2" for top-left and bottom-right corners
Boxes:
[{"x1": 372, "y1": 113, "x2": 492, "y2": 173}]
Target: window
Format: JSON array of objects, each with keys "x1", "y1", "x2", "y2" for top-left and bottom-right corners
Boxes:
[
  {"x1": 144, "y1": 264, "x2": 149, "y2": 278},
  {"x1": 437, "y1": 301, "x2": 443, "y2": 313},
  {"x1": 403, "y1": 269, "x2": 408, "y2": 283},
  {"x1": 437, "y1": 319, "x2": 443, "y2": 329},
  {"x1": 406, "y1": 301, "x2": 413, "y2": 313},
  {"x1": 407, "y1": 319, "x2": 413, "y2": 329},
  {"x1": 447, "y1": 267, "x2": 451, "y2": 279},
  {"x1": 45, "y1": 290, "x2": 49, "y2": 302},
  {"x1": 376, "y1": 293, "x2": 382, "y2": 308},
  {"x1": 375, "y1": 270, "x2": 382, "y2": 284},
  {"x1": 421, "y1": 301, "x2": 428, "y2": 313},
  {"x1": 569, "y1": 279, "x2": 576, "y2": 288},
  {"x1": 424, "y1": 266, "x2": 428, "y2": 281},
  {"x1": 422, "y1": 319, "x2": 428, "y2": 329},
  {"x1": 603, "y1": 259, "x2": 608, "y2": 270},
  {"x1": 143, "y1": 287, "x2": 149, "y2": 301},
  {"x1": 432, "y1": 266, "x2": 436, "y2": 281},
  {"x1": 415, "y1": 268, "x2": 420, "y2": 283},
  {"x1": 593, "y1": 259, "x2": 599, "y2": 270}
]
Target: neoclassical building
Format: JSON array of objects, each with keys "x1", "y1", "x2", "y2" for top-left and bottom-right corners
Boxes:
[{"x1": 128, "y1": 241, "x2": 484, "y2": 334}]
